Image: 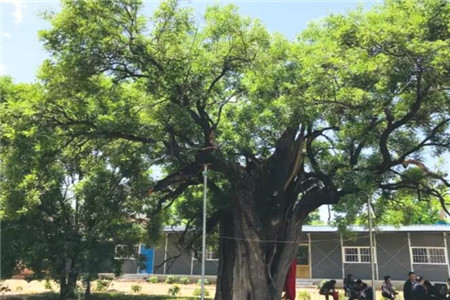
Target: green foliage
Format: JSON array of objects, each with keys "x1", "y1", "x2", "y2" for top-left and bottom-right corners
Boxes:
[
  {"x1": 148, "y1": 276, "x2": 159, "y2": 284},
  {"x1": 297, "y1": 290, "x2": 311, "y2": 300},
  {"x1": 0, "y1": 282, "x2": 11, "y2": 294},
  {"x1": 167, "y1": 284, "x2": 181, "y2": 296},
  {"x1": 44, "y1": 279, "x2": 53, "y2": 290},
  {"x1": 304, "y1": 210, "x2": 325, "y2": 225},
  {"x1": 317, "y1": 280, "x2": 328, "y2": 289},
  {"x1": 197, "y1": 279, "x2": 210, "y2": 286},
  {"x1": 179, "y1": 277, "x2": 190, "y2": 285},
  {"x1": 130, "y1": 284, "x2": 142, "y2": 293},
  {"x1": 2, "y1": 0, "x2": 450, "y2": 298},
  {"x1": 367, "y1": 192, "x2": 447, "y2": 225},
  {"x1": 193, "y1": 287, "x2": 210, "y2": 297},
  {"x1": 95, "y1": 280, "x2": 111, "y2": 292},
  {"x1": 0, "y1": 76, "x2": 148, "y2": 296},
  {"x1": 165, "y1": 275, "x2": 178, "y2": 284}
]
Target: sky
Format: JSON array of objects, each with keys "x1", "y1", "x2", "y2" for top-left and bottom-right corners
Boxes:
[{"x1": 1, "y1": 0, "x2": 449, "y2": 223}]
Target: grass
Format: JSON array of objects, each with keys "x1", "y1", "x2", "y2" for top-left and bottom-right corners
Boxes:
[{"x1": 1, "y1": 293, "x2": 213, "y2": 300}]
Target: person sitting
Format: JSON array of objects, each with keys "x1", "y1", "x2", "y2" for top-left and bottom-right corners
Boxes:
[
  {"x1": 424, "y1": 281, "x2": 436, "y2": 300},
  {"x1": 356, "y1": 279, "x2": 374, "y2": 300},
  {"x1": 320, "y1": 280, "x2": 339, "y2": 300},
  {"x1": 382, "y1": 276, "x2": 398, "y2": 300},
  {"x1": 344, "y1": 274, "x2": 358, "y2": 300},
  {"x1": 413, "y1": 276, "x2": 429, "y2": 300}
]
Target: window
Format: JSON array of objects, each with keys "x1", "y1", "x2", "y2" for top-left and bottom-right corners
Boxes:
[
  {"x1": 412, "y1": 247, "x2": 447, "y2": 264},
  {"x1": 205, "y1": 246, "x2": 219, "y2": 261},
  {"x1": 344, "y1": 247, "x2": 375, "y2": 263},
  {"x1": 296, "y1": 245, "x2": 309, "y2": 265},
  {"x1": 115, "y1": 245, "x2": 139, "y2": 260}
]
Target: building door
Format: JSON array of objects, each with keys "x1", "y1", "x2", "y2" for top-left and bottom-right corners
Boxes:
[
  {"x1": 296, "y1": 244, "x2": 310, "y2": 278},
  {"x1": 139, "y1": 245, "x2": 154, "y2": 274}
]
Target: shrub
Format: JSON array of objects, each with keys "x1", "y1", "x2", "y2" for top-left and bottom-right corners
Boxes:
[
  {"x1": 44, "y1": 279, "x2": 53, "y2": 290},
  {"x1": 179, "y1": 277, "x2": 190, "y2": 285},
  {"x1": 15, "y1": 286, "x2": 23, "y2": 292},
  {"x1": 197, "y1": 278, "x2": 210, "y2": 285},
  {"x1": 168, "y1": 284, "x2": 181, "y2": 296},
  {"x1": 0, "y1": 282, "x2": 11, "y2": 294},
  {"x1": 148, "y1": 276, "x2": 159, "y2": 284},
  {"x1": 318, "y1": 280, "x2": 328, "y2": 289},
  {"x1": 95, "y1": 279, "x2": 111, "y2": 292},
  {"x1": 130, "y1": 284, "x2": 142, "y2": 293},
  {"x1": 165, "y1": 275, "x2": 178, "y2": 284},
  {"x1": 193, "y1": 287, "x2": 210, "y2": 297},
  {"x1": 297, "y1": 290, "x2": 312, "y2": 300}
]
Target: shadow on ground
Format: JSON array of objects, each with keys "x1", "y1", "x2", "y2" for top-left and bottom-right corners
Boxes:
[{"x1": 0, "y1": 293, "x2": 212, "y2": 300}]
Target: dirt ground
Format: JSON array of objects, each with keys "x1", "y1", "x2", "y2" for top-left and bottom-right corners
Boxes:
[
  {"x1": 1, "y1": 279, "x2": 216, "y2": 298},
  {"x1": 1, "y1": 279, "x2": 393, "y2": 300}
]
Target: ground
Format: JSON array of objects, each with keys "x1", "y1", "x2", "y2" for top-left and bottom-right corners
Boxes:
[{"x1": 1, "y1": 279, "x2": 400, "y2": 300}]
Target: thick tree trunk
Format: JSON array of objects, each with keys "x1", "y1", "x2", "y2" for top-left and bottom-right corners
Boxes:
[
  {"x1": 58, "y1": 260, "x2": 79, "y2": 300},
  {"x1": 215, "y1": 188, "x2": 300, "y2": 300}
]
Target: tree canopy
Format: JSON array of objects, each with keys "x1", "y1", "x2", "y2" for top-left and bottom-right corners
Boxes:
[{"x1": 1, "y1": 0, "x2": 449, "y2": 299}]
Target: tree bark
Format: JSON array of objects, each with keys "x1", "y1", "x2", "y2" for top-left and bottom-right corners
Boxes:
[
  {"x1": 214, "y1": 186, "x2": 300, "y2": 300},
  {"x1": 58, "y1": 260, "x2": 79, "y2": 300}
]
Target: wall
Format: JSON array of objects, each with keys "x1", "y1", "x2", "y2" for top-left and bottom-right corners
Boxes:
[
  {"x1": 410, "y1": 232, "x2": 449, "y2": 282},
  {"x1": 376, "y1": 232, "x2": 411, "y2": 281},
  {"x1": 342, "y1": 233, "x2": 372, "y2": 280},
  {"x1": 122, "y1": 260, "x2": 139, "y2": 274},
  {"x1": 310, "y1": 233, "x2": 343, "y2": 279}
]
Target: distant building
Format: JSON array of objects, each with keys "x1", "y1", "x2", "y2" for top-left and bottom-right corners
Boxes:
[{"x1": 121, "y1": 225, "x2": 450, "y2": 282}]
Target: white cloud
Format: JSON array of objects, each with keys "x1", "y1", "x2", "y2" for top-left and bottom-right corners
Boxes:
[
  {"x1": 0, "y1": 63, "x2": 8, "y2": 75},
  {"x1": 1, "y1": 0, "x2": 24, "y2": 24},
  {"x1": 3, "y1": 32, "x2": 11, "y2": 38}
]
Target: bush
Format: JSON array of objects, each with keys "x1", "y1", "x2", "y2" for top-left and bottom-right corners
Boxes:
[
  {"x1": 168, "y1": 284, "x2": 181, "y2": 296},
  {"x1": 130, "y1": 284, "x2": 142, "y2": 293},
  {"x1": 15, "y1": 286, "x2": 23, "y2": 292},
  {"x1": 297, "y1": 290, "x2": 312, "y2": 300},
  {"x1": 165, "y1": 275, "x2": 178, "y2": 284},
  {"x1": 0, "y1": 282, "x2": 11, "y2": 294},
  {"x1": 318, "y1": 280, "x2": 328, "y2": 289},
  {"x1": 179, "y1": 277, "x2": 190, "y2": 285},
  {"x1": 193, "y1": 287, "x2": 210, "y2": 297},
  {"x1": 44, "y1": 279, "x2": 53, "y2": 290},
  {"x1": 148, "y1": 276, "x2": 159, "y2": 284},
  {"x1": 197, "y1": 278, "x2": 210, "y2": 285},
  {"x1": 95, "y1": 279, "x2": 111, "y2": 292}
]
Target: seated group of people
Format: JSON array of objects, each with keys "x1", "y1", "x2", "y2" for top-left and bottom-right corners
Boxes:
[
  {"x1": 320, "y1": 273, "x2": 450, "y2": 300},
  {"x1": 404, "y1": 272, "x2": 450, "y2": 300},
  {"x1": 319, "y1": 274, "x2": 373, "y2": 300}
]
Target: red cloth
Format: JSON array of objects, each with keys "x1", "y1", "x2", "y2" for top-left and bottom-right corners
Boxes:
[
  {"x1": 284, "y1": 259, "x2": 296, "y2": 300},
  {"x1": 332, "y1": 291, "x2": 339, "y2": 300}
]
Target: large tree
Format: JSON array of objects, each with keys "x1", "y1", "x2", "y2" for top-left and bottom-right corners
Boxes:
[
  {"x1": 4, "y1": 0, "x2": 450, "y2": 299},
  {"x1": 0, "y1": 77, "x2": 151, "y2": 299}
]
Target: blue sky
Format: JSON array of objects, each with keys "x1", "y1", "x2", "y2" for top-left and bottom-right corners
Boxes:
[
  {"x1": 1, "y1": 0, "x2": 382, "y2": 82},
  {"x1": 1, "y1": 0, "x2": 448, "y2": 222}
]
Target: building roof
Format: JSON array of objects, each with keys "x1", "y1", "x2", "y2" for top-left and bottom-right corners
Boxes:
[
  {"x1": 162, "y1": 224, "x2": 450, "y2": 233},
  {"x1": 301, "y1": 224, "x2": 450, "y2": 233}
]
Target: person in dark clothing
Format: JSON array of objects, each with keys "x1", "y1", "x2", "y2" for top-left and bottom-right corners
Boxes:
[
  {"x1": 356, "y1": 279, "x2": 374, "y2": 300},
  {"x1": 404, "y1": 272, "x2": 417, "y2": 300},
  {"x1": 424, "y1": 281, "x2": 436, "y2": 300},
  {"x1": 446, "y1": 279, "x2": 450, "y2": 300},
  {"x1": 382, "y1": 276, "x2": 398, "y2": 300},
  {"x1": 344, "y1": 274, "x2": 358, "y2": 300},
  {"x1": 413, "y1": 276, "x2": 429, "y2": 300},
  {"x1": 320, "y1": 280, "x2": 339, "y2": 300}
]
